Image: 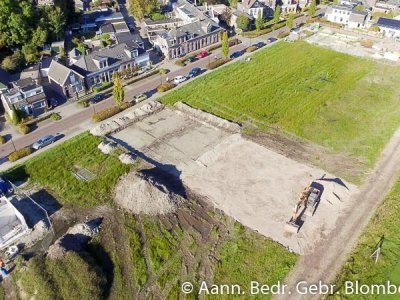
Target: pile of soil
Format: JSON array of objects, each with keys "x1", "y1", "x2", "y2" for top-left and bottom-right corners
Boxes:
[
  {"x1": 114, "y1": 172, "x2": 182, "y2": 215},
  {"x1": 47, "y1": 218, "x2": 101, "y2": 260}
]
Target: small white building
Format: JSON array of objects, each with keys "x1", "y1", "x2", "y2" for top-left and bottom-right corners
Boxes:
[
  {"x1": 0, "y1": 196, "x2": 30, "y2": 250},
  {"x1": 325, "y1": 5, "x2": 368, "y2": 28},
  {"x1": 376, "y1": 17, "x2": 400, "y2": 38}
]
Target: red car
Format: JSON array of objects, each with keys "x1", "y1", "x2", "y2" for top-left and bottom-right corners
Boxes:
[{"x1": 196, "y1": 50, "x2": 208, "y2": 59}]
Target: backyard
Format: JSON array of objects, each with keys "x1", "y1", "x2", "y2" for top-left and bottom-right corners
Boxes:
[{"x1": 161, "y1": 41, "x2": 400, "y2": 170}]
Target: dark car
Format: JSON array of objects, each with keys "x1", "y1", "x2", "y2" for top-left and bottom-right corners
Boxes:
[
  {"x1": 90, "y1": 93, "x2": 104, "y2": 104},
  {"x1": 49, "y1": 98, "x2": 58, "y2": 108},
  {"x1": 254, "y1": 42, "x2": 266, "y2": 49},
  {"x1": 267, "y1": 37, "x2": 277, "y2": 43},
  {"x1": 32, "y1": 135, "x2": 56, "y2": 150},
  {"x1": 188, "y1": 67, "x2": 202, "y2": 78},
  {"x1": 186, "y1": 55, "x2": 196, "y2": 63},
  {"x1": 230, "y1": 51, "x2": 244, "y2": 59}
]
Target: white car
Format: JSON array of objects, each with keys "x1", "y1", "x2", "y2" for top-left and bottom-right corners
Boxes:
[{"x1": 174, "y1": 76, "x2": 187, "y2": 84}]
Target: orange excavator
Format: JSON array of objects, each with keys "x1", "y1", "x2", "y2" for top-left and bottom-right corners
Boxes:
[{"x1": 285, "y1": 184, "x2": 321, "y2": 233}]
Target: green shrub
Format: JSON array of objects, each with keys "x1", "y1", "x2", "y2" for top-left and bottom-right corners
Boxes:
[
  {"x1": 0, "y1": 136, "x2": 5, "y2": 145},
  {"x1": 93, "y1": 82, "x2": 112, "y2": 93},
  {"x1": 243, "y1": 27, "x2": 272, "y2": 37},
  {"x1": 278, "y1": 32, "x2": 290, "y2": 38},
  {"x1": 156, "y1": 83, "x2": 175, "y2": 93},
  {"x1": 206, "y1": 43, "x2": 222, "y2": 52},
  {"x1": 18, "y1": 124, "x2": 30, "y2": 135},
  {"x1": 77, "y1": 99, "x2": 90, "y2": 108},
  {"x1": 174, "y1": 59, "x2": 185, "y2": 67},
  {"x1": 50, "y1": 113, "x2": 61, "y2": 121},
  {"x1": 272, "y1": 22, "x2": 286, "y2": 30},
  {"x1": 206, "y1": 58, "x2": 231, "y2": 70},
  {"x1": 9, "y1": 147, "x2": 32, "y2": 162},
  {"x1": 90, "y1": 104, "x2": 130, "y2": 122},
  {"x1": 246, "y1": 46, "x2": 257, "y2": 53}
]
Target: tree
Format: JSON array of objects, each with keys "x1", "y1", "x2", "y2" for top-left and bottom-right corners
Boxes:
[
  {"x1": 113, "y1": 74, "x2": 124, "y2": 107},
  {"x1": 273, "y1": 5, "x2": 280, "y2": 23},
  {"x1": 255, "y1": 11, "x2": 263, "y2": 31},
  {"x1": 309, "y1": 0, "x2": 316, "y2": 18},
  {"x1": 286, "y1": 13, "x2": 294, "y2": 29},
  {"x1": 228, "y1": 0, "x2": 238, "y2": 7},
  {"x1": 354, "y1": 4, "x2": 364, "y2": 11},
  {"x1": 220, "y1": 7, "x2": 232, "y2": 24},
  {"x1": 221, "y1": 31, "x2": 229, "y2": 58},
  {"x1": 9, "y1": 105, "x2": 20, "y2": 125},
  {"x1": 1, "y1": 50, "x2": 24, "y2": 72},
  {"x1": 159, "y1": 68, "x2": 167, "y2": 84},
  {"x1": 236, "y1": 15, "x2": 250, "y2": 31},
  {"x1": 48, "y1": 7, "x2": 66, "y2": 40}
]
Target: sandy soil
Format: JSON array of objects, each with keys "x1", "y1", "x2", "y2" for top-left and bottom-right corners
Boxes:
[{"x1": 112, "y1": 108, "x2": 357, "y2": 255}]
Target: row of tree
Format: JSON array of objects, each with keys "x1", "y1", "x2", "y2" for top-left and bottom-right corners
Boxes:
[
  {"x1": 0, "y1": 0, "x2": 69, "y2": 71},
  {"x1": 127, "y1": 0, "x2": 160, "y2": 20}
]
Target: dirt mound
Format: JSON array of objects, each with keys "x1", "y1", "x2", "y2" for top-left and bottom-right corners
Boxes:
[
  {"x1": 90, "y1": 100, "x2": 164, "y2": 136},
  {"x1": 114, "y1": 172, "x2": 182, "y2": 215},
  {"x1": 47, "y1": 218, "x2": 101, "y2": 260},
  {"x1": 174, "y1": 102, "x2": 241, "y2": 133}
]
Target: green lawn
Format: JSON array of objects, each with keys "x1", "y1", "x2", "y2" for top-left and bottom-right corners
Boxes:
[
  {"x1": 3, "y1": 132, "x2": 131, "y2": 207},
  {"x1": 161, "y1": 42, "x2": 400, "y2": 167},
  {"x1": 334, "y1": 179, "x2": 400, "y2": 299}
]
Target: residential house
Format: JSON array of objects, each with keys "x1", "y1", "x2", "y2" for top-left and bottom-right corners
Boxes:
[
  {"x1": 71, "y1": 43, "x2": 150, "y2": 88},
  {"x1": 376, "y1": 17, "x2": 400, "y2": 38},
  {"x1": 325, "y1": 5, "x2": 368, "y2": 28},
  {"x1": 143, "y1": 18, "x2": 184, "y2": 42},
  {"x1": 237, "y1": 0, "x2": 268, "y2": 19},
  {"x1": 48, "y1": 60, "x2": 86, "y2": 99},
  {"x1": 1, "y1": 78, "x2": 48, "y2": 117},
  {"x1": 373, "y1": 0, "x2": 400, "y2": 13},
  {"x1": 154, "y1": 20, "x2": 223, "y2": 59},
  {"x1": 278, "y1": 0, "x2": 298, "y2": 14}
]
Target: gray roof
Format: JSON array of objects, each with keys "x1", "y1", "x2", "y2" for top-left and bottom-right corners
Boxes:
[
  {"x1": 161, "y1": 20, "x2": 222, "y2": 48},
  {"x1": 72, "y1": 43, "x2": 133, "y2": 75},
  {"x1": 349, "y1": 11, "x2": 368, "y2": 23},
  {"x1": 48, "y1": 60, "x2": 83, "y2": 85},
  {"x1": 115, "y1": 32, "x2": 144, "y2": 49},
  {"x1": 100, "y1": 23, "x2": 115, "y2": 33},
  {"x1": 143, "y1": 18, "x2": 182, "y2": 26},
  {"x1": 377, "y1": 17, "x2": 400, "y2": 30},
  {"x1": 13, "y1": 78, "x2": 40, "y2": 91}
]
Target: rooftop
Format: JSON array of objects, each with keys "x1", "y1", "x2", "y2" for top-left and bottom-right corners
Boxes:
[{"x1": 377, "y1": 17, "x2": 400, "y2": 29}]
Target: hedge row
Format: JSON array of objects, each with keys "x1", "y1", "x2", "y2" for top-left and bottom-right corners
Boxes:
[
  {"x1": 18, "y1": 124, "x2": 30, "y2": 135},
  {"x1": 93, "y1": 82, "x2": 112, "y2": 93},
  {"x1": 278, "y1": 32, "x2": 290, "y2": 38},
  {"x1": 91, "y1": 102, "x2": 131, "y2": 122},
  {"x1": 9, "y1": 147, "x2": 32, "y2": 162},
  {"x1": 157, "y1": 83, "x2": 175, "y2": 93},
  {"x1": 206, "y1": 58, "x2": 231, "y2": 70},
  {"x1": 243, "y1": 27, "x2": 273, "y2": 37}
]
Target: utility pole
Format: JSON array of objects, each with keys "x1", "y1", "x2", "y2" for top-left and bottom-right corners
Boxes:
[{"x1": 11, "y1": 138, "x2": 16, "y2": 152}]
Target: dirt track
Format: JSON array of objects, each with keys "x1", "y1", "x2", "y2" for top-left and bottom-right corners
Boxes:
[{"x1": 276, "y1": 127, "x2": 400, "y2": 299}]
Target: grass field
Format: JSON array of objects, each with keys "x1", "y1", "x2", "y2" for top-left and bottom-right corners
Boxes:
[
  {"x1": 3, "y1": 133, "x2": 131, "y2": 207},
  {"x1": 333, "y1": 178, "x2": 400, "y2": 298},
  {"x1": 161, "y1": 42, "x2": 400, "y2": 168}
]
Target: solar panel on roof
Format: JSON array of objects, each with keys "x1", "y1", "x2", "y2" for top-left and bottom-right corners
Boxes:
[{"x1": 377, "y1": 18, "x2": 400, "y2": 30}]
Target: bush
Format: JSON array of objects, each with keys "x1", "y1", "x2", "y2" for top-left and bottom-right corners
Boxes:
[
  {"x1": 18, "y1": 124, "x2": 30, "y2": 135},
  {"x1": 77, "y1": 99, "x2": 90, "y2": 108},
  {"x1": 175, "y1": 59, "x2": 185, "y2": 67},
  {"x1": 278, "y1": 32, "x2": 290, "y2": 38},
  {"x1": 206, "y1": 58, "x2": 231, "y2": 70},
  {"x1": 0, "y1": 136, "x2": 5, "y2": 145},
  {"x1": 369, "y1": 25, "x2": 380, "y2": 32},
  {"x1": 9, "y1": 147, "x2": 32, "y2": 162},
  {"x1": 156, "y1": 83, "x2": 175, "y2": 93},
  {"x1": 206, "y1": 43, "x2": 222, "y2": 52},
  {"x1": 243, "y1": 27, "x2": 272, "y2": 37},
  {"x1": 272, "y1": 22, "x2": 286, "y2": 30},
  {"x1": 246, "y1": 46, "x2": 257, "y2": 53},
  {"x1": 93, "y1": 82, "x2": 112, "y2": 93},
  {"x1": 50, "y1": 113, "x2": 62, "y2": 121},
  {"x1": 90, "y1": 103, "x2": 132, "y2": 122}
]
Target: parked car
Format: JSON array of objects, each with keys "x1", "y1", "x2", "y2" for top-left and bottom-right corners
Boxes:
[
  {"x1": 254, "y1": 42, "x2": 266, "y2": 48},
  {"x1": 32, "y1": 135, "x2": 56, "y2": 150},
  {"x1": 196, "y1": 50, "x2": 208, "y2": 59},
  {"x1": 230, "y1": 51, "x2": 244, "y2": 59},
  {"x1": 49, "y1": 98, "x2": 58, "y2": 108},
  {"x1": 267, "y1": 37, "x2": 277, "y2": 43},
  {"x1": 174, "y1": 75, "x2": 187, "y2": 84},
  {"x1": 90, "y1": 93, "x2": 104, "y2": 104},
  {"x1": 188, "y1": 67, "x2": 202, "y2": 78},
  {"x1": 186, "y1": 55, "x2": 196, "y2": 63},
  {"x1": 132, "y1": 93, "x2": 147, "y2": 103}
]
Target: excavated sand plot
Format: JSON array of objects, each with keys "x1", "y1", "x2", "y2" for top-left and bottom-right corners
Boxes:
[{"x1": 108, "y1": 103, "x2": 358, "y2": 254}]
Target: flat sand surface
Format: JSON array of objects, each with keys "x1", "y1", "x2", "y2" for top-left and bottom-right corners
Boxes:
[{"x1": 113, "y1": 109, "x2": 358, "y2": 254}]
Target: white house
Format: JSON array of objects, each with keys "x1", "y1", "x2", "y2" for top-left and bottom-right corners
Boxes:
[
  {"x1": 325, "y1": 5, "x2": 368, "y2": 28},
  {"x1": 376, "y1": 17, "x2": 400, "y2": 38}
]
